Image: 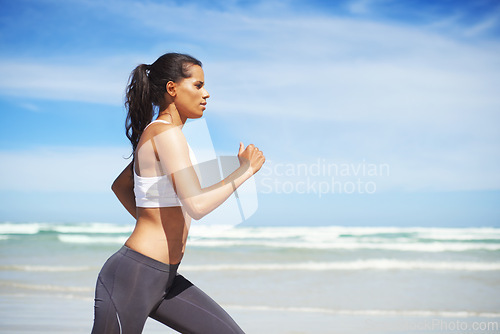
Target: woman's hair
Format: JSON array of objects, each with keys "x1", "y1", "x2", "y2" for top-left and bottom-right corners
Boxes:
[{"x1": 125, "y1": 53, "x2": 202, "y2": 153}]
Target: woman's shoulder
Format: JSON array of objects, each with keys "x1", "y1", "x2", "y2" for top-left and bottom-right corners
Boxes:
[
  {"x1": 143, "y1": 119, "x2": 179, "y2": 137},
  {"x1": 136, "y1": 120, "x2": 179, "y2": 149},
  {"x1": 145, "y1": 121, "x2": 187, "y2": 148},
  {"x1": 145, "y1": 119, "x2": 175, "y2": 131}
]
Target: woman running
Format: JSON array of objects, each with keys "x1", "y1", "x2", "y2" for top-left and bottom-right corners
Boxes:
[{"x1": 91, "y1": 53, "x2": 265, "y2": 334}]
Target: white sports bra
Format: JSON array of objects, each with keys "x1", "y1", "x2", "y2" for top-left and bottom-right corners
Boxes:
[{"x1": 134, "y1": 120, "x2": 197, "y2": 208}]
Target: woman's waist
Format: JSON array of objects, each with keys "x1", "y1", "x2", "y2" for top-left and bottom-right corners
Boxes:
[
  {"x1": 137, "y1": 206, "x2": 186, "y2": 220},
  {"x1": 130, "y1": 216, "x2": 188, "y2": 244},
  {"x1": 125, "y1": 234, "x2": 185, "y2": 265},
  {"x1": 127, "y1": 213, "x2": 189, "y2": 264},
  {"x1": 117, "y1": 245, "x2": 180, "y2": 272}
]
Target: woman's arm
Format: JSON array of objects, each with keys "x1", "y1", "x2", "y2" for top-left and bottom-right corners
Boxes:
[
  {"x1": 153, "y1": 125, "x2": 265, "y2": 220},
  {"x1": 111, "y1": 162, "x2": 137, "y2": 219}
]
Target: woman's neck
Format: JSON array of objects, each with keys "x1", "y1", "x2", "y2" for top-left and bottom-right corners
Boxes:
[{"x1": 157, "y1": 104, "x2": 186, "y2": 127}]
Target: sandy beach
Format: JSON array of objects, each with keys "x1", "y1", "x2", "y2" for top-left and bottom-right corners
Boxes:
[
  {"x1": 2, "y1": 293, "x2": 499, "y2": 334},
  {"x1": 1, "y1": 223, "x2": 499, "y2": 333}
]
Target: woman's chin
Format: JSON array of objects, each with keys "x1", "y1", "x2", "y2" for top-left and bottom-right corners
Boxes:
[
  {"x1": 193, "y1": 111, "x2": 204, "y2": 119},
  {"x1": 182, "y1": 110, "x2": 204, "y2": 120}
]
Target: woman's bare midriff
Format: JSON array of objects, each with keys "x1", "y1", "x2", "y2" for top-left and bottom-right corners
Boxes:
[{"x1": 125, "y1": 206, "x2": 191, "y2": 265}]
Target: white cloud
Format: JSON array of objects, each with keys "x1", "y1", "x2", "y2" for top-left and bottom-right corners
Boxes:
[
  {"x1": 463, "y1": 8, "x2": 500, "y2": 37},
  {"x1": 2, "y1": 2, "x2": 499, "y2": 123},
  {"x1": 0, "y1": 0, "x2": 499, "y2": 193},
  {"x1": 347, "y1": 0, "x2": 374, "y2": 15},
  {"x1": 0, "y1": 147, "x2": 131, "y2": 192},
  {"x1": 0, "y1": 58, "x2": 130, "y2": 105}
]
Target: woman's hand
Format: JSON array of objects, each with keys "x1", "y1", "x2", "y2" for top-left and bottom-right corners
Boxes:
[{"x1": 238, "y1": 142, "x2": 266, "y2": 175}]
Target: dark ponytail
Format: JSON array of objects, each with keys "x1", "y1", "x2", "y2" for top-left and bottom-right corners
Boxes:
[
  {"x1": 125, "y1": 53, "x2": 202, "y2": 154},
  {"x1": 125, "y1": 64, "x2": 151, "y2": 154}
]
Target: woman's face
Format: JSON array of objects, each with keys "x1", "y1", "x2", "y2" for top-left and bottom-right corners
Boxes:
[{"x1": 174, "y1": 65, "x2": 210, "y2": 119}]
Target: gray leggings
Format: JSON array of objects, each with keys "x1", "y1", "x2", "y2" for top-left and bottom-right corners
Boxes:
[{"x1": 91, "y1": 246, "x2": 245, "y2": 334}]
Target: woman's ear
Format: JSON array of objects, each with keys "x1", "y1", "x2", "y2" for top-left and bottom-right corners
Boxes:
[{"x1": 166, "y1": 81, "x2": 177, "y2": 97}]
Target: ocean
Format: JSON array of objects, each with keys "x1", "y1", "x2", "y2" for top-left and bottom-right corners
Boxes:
[{"x1": 1, "y1": 222, "x2": 499, "y2": 333}]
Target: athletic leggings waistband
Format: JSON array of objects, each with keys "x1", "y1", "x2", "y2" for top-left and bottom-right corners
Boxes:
[{"x1": 118, "y1": 245, "x2": 179, "y2": 273}]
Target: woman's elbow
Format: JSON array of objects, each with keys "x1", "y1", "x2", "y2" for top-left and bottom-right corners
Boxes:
[
  {"x1": 188, "y1": 207, "x2": 205, "y2": 221},
  {"x1": 183, "y1": 200, "x2": 207, "y2": 220},
  {"x1": 190, "y1": 212, "x2": 205, "y2": 221},
  {"x1": 111, "y1": 179, "x2": 131, "y2": 199},
  {"x1": 111, "y1": 180, "x2": 120, "y2": 195}
]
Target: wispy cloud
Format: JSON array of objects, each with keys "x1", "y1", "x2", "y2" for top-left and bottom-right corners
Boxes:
[
  {"x1": 0, "y1": 0, "x2": 499, "y2": 194},
  {"x1": 0, "y1": 146, "x2": 130, "y2": 192},
  {"x1": 347, "y1": 0, "x2": 376, "y2": 15},
  {"x1": 2, "y1": 3, "x2": 499, "y2": 122},
  {"x1": 464, "y1": 11, "x2": 500, "y2": 37},
  {"x1": 0, "y1": 58, "x2": 131, "y2": 105}
]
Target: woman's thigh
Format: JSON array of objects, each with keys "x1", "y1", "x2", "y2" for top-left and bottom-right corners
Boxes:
[
  {"x1": 150, "y1": 274, "x2": 245, "y2": 334},
  {"x1": 92, "y1": 246, "x2": 175, "y2": 334}
]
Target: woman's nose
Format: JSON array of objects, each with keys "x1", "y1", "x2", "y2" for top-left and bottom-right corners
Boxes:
[{"x1": 203, "y1": 88, "x2": 210, "y2": 99}]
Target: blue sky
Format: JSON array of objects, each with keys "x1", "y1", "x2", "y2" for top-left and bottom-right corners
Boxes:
[{"x1": 0, "y1": 0, "x2": 499, "y2": 226}]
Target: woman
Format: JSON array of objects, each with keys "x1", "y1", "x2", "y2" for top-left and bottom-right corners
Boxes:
[{"x1": 91, "y1": 53, "x2": 265, "y2": 334}]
